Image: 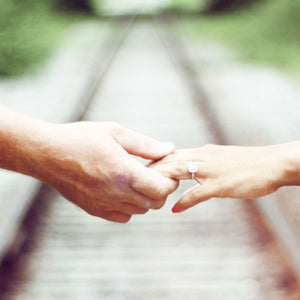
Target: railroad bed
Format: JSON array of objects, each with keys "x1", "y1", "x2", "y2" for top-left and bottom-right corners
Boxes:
[{"x1": 1, "y1": 19, "x2": 300, "y2": 300}]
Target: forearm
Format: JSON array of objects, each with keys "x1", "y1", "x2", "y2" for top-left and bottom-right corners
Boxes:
[{"x1": 0, "y1": 105, "x2": 53, "y2": 180}]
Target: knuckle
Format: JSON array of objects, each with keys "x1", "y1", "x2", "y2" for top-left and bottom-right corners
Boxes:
[{"x1": 112, "y1": 169, "x2": 131, "y2": 186}]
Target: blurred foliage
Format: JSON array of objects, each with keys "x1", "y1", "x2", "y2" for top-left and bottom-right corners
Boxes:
[
  {"x1": 89, "y1": 0, "x2": 103, "y2": 15},
  {"x1": 204, "y1": 0, "x2": 261, "y2": 13},
  {"x1": 54, "y1": 0, "x2": 93, "y2": 11},
  {"x1": 53, "y1": 0, "x2": 103, "y2": 12},
  {"x1": 168, "y1": 0, "x2": 205, "y2": 12},
  {"x1": 185, "y1": 0, "x2": 300, "y2": 74},
  {"x1": 1, "y1": 0, "x2": 298, "y2": 77},
  {"x1": 0, "y1": 0, "x2": 102, "y2": 77},
  {"x1": 167, "y1": 0, "x2": 261, "y2": 13}
]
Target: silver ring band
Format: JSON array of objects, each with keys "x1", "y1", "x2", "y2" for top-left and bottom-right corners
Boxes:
[{"x1": 188, "y1": 161, "x2": 198, "y2": 180}]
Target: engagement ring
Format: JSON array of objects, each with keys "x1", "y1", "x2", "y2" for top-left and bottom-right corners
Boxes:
[{"x1": 188, "y1": 161, "x2": 198, "y2": 180}]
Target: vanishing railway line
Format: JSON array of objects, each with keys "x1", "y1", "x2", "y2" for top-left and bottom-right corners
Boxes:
[{"x1": 1, "y1": 16, "x2": 300, "y2": 300}]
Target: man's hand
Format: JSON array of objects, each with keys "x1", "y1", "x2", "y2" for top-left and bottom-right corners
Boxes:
[{"x1": 35, "y1": 122, "x2": 178, "y2": 223}]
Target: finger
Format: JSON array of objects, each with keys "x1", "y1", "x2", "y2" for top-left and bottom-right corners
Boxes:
[
  {"x1": 108, "y1": 184, "x2": 158, "y2": 210},
  {"x1": 118, "y1": 202, "x2": 149, "y2": 215},
  {"x1": 123, "y1": 196, "x2": 156, "y2": 210},
  {"x1": 149, "y1": 148, "x2": 204, "y2": 165},
  {"x1": 172, "y1": 183, "x2": 216, "y2": 213},
  {"x1": 151, "y1": 160, "x2": 194, "y2": 180},
  {"x1": 128, "y1": 159, "x2": 179, "y2": 201},
  {"x1": 110, "y1": 167, "x2": 170, "y2": 209},
  {"x1": 93, "y1": 210, "x2": 132, "y2": 223},
  {"x1": 152, "y1": 160, "x2": 207, "y2": 181},
  {"x1": 112, "y1": 126, "x2": 175, "y2": 159}
]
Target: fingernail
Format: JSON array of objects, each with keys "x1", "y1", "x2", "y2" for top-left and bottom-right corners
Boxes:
[{"x1": 172, "y1": 204, "x2": 180, "y2": 213}]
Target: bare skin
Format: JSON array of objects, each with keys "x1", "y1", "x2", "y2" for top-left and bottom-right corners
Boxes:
[
  {"x1": 0, "y1": 106, "x2": 178, "y2": 223},
  {"x1": 150, "y1": 143, "x2": 300, "y2": 213}
]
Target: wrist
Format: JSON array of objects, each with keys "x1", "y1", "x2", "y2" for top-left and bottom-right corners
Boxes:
[
  {"x1": 18, "y1": 121, "x2": 57, "y2": 182},
  {"x1": 0, "y1": 109, "x2": 56, "y2": 180},
  {"x1": 278, "y1": 141, "x2": 300, "y2": 187}
]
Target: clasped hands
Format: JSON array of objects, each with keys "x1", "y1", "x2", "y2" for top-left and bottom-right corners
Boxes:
[
  {"x1": 15, "y1": 119, "x2": 297, "y2": 223},
  {"x1": 38, "y1": 121, "x2": 299, "y2": 223},
  {"x1": 3, "y1": 107, "x2": 299, "y2": 224}
]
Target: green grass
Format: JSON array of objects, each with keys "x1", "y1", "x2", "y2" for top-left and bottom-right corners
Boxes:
[
  {"x1": 0, "y1": 0, "x2": 97, "y2": 77},
  {"x1": 183, "y1": 0, "x2": 300, "y2": 76},
  {"x1": 168, "y1": 0, "x2": 208, "y2": 11}
]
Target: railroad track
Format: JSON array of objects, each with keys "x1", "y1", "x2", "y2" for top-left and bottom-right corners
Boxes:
[{"x1": 1, "y1": 16, "x2": 300, "y2": 300}]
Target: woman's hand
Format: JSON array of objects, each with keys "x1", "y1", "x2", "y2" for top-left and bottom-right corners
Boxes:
[{"x1": 150, "y1": 143, "x2": 300, "y2": 213}]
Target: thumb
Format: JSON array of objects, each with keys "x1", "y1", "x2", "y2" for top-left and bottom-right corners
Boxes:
[
  {"x1": 172, "y1": 183, "x2": 216, "y2": 213},
  {"x1": 113, "y1": 126, "x2": 175, "y2": 159}
]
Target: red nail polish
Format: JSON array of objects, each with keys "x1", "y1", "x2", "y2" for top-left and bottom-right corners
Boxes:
[{"x1": 172, "y1": 204, "x2": 180, "y2": 213}]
